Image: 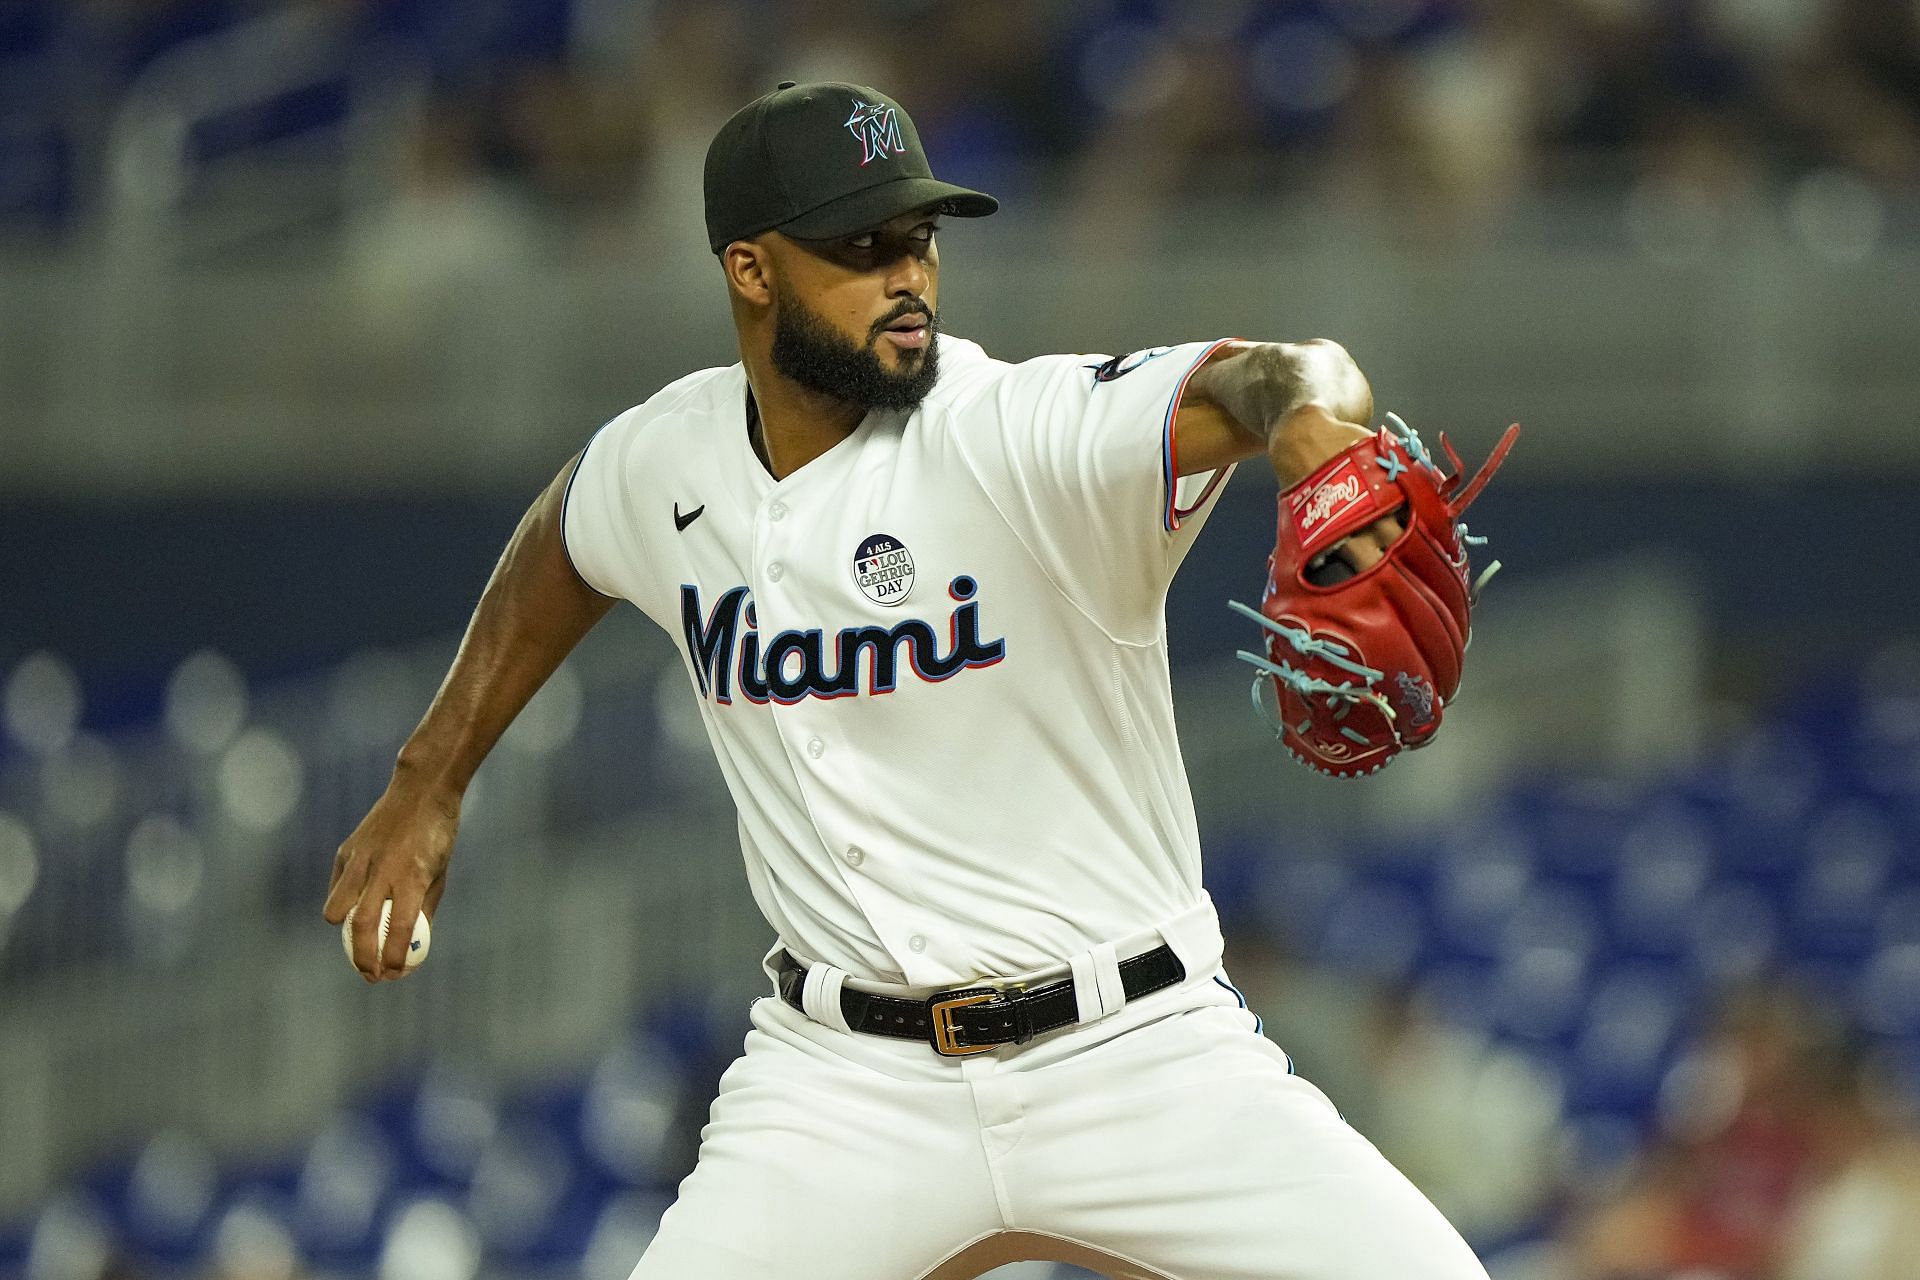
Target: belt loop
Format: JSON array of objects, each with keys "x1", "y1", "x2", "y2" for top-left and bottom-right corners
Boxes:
[
  {"x1": 1157, "y1": 893, "x2": 1225, "y2": 980},
  {"x1": 760, "y1": 940, "x2": 791, "y2": 989},
  {"x1": 801, "y1": 962, "x2": 852, "y2": 1034},
  {"x1": 1090, "y1": 941, "x2": 1125, "y2": 1017},
  {"x1": 1068, "y1": 950, "x2": 1102, "y2": 1023}
]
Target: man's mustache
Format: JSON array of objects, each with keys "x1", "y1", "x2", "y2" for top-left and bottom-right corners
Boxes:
[{"x1": 870, "y1": 302, "x2": 937, "y2": 338}]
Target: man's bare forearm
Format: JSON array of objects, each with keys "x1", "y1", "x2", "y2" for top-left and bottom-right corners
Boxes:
[
  {"x1": 1185, "y1": 340, "x2": 1373, "y2": 446},
  {"x1": 393, "y1": 455, "x2": 616, "y2": 799},
  {"x1": 1172, "y1": 340, "x2": 1376, "y2": 482}
]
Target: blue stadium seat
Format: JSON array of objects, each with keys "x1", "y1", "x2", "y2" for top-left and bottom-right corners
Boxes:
[
  {"x1": 1569, "y1": 961, "x2": 1691, "y2": 1116},
  {"x1": 0, "y1": 1218, "x2": 29, "y2": 1277},
  {"x1": 1608, "y1": 807, "x2": 1713, "y2": 958},
  {"x1": 1560, "y1": 1110, "x2": 1648, "y2": 1183},
  {"x1": 1409, "y1": 958, "x2": 1499, "y2": 1035},
  {"x1": 464, "y1": 1117, "x2": 586, "y2": 1267},
  {"x1": 1430, "y1": 822, "x2": 1536, "y2": 959},
  {"x1": 1880, "y1": 886, "x2": 1920, "y2": 951},
  {"x1": 1856, "y1": 943, "x2": 1920, "y2": 1038},
  {"x1": 1489, "y1": 941, "x2": 1590, "y2": 1046},
  {"x1": 1781, "y1": 666, "x2": 1920, "y2": 802},
  {"x1": 23, "y1": 1191, "x2": 116, "y2": 1280},
  {"x1": 1684, "y1": 880, "x2": 1781, "y2": 988},
  {"x1": 97, "y1": 1130, "x2": 220, "y2": 1268},
  {"x1": 580, "y1": 1190, "x2": 673, "y2": 1280},
  {"x1": 1503, "y1": 776, "x2": 1637, "y2": 880},
  {"x1": 1496, "y1": 880, "x2": 1601, "y2": 981},
  {"x1": 575, "y1": 1036, "x2": 691, "y2": 1189},
  {"x1": 1316, "y1": 879, "x2": 1426, "y2": 983},
  {"x1": 360, "y1": 1061, "x2": 503, "y2": 1191},
  {"x1": 1788, "y1": 800, "x2": 1899, "y2": 964},
  {"x1": 292, "y1": 1114, "x2": 398, "y2": 1271},
  {"x1": 1846, "y1": 689, "x2": 1920, "y2": 801},
  {"x1": 1251, "y1": 847, "x2": 1356, "y2": 950},
  {"x1": 1704, "y1": 724, "x2": 1833, "y2": 875}
]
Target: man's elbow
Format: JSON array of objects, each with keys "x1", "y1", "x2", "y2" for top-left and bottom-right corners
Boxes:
[{"x1": 1276, "y1": 339, "x2": 1372, "y2": 427}]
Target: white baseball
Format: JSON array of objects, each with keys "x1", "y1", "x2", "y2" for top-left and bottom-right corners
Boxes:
[{"x1": 341, "y1": 901, "x2": 431, "y2": 971}]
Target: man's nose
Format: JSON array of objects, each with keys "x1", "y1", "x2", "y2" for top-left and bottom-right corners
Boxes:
[{"x1": 886, "y1": 251, "x2": 929, "y2": 299}]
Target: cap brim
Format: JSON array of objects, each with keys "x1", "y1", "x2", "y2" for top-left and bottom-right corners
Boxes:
[{"x1": 775, "y1": 176, "x2": 998, "y2": 242}]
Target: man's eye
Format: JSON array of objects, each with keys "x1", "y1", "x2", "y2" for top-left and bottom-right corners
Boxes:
[{"x1": 847, "y1": 234, "x2": 876, "y2": 250}]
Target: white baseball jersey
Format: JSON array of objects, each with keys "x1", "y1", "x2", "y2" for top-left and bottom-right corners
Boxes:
[
  {"x1": 569, "y1": 335, "x2": 1495, "y2": 1280},
  {"x1": 561, "y1": 335, "x2": 1238, "y2": 988}
]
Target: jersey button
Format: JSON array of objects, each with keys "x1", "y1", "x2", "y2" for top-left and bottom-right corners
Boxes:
[
  {"x1": 768, "y1": 501, "x2": 787, "y2": 521},
  {"x1": 806, "y1": 737, "x2": 825, "y2": 759},
  {"x1": 843, "y1": 845, "x2": 864, "y2": 867},
  {"x1": 908, "y1": 935, "x2": 927, "y2": 953},
  {"x1": 767, "y1": 562, "x2": 785, "y2": 582}
]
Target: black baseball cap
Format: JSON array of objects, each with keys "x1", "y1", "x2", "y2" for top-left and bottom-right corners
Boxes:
[{"x1": 703, "y1": 81, "x2": 998, "y2": 254}]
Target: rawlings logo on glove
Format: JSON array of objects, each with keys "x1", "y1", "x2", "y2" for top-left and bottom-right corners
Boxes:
[
  {"x1": 1230, "y1": 412, "x2": 1520, "y2": 778},
  {"x1": 1294, "y1": 464, "x2": 1369, "y2": 538}
]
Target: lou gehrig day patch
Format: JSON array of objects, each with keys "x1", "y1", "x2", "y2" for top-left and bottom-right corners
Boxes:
[
  {"x1": 1289, "y1": 456, "x2": 1374, "y2": 555},
  {"x1": 852, "y1": 533, "x2": 915, "y2": 606}
]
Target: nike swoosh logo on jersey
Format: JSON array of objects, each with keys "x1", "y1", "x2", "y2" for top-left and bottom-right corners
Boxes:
[{"x1": 673, "y1": 503, "x2": 705, "y2": 532}]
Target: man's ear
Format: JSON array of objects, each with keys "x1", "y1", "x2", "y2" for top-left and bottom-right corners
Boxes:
[{"x1": 723, "y1": 240, "x2": 774, "y2": 308}]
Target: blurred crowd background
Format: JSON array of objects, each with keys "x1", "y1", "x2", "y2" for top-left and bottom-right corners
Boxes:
[
  {"x1": 2, "y1": 1, "x2": 1918, "y2": 1279},
  {"x1": 4, "y1": 0, "x2": 1920, "y2": 238}
]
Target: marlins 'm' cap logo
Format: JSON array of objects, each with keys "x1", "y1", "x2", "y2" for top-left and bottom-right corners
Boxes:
[{"x1": 845, "y1": 100, "x2": 907, "y2": 166}]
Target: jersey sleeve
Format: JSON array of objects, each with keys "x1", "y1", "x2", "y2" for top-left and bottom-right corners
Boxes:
[
  {"x1": 947, "y1": 338, "x2": 1240, "y2": 642},
  {"x1": 559, "y1": 406, "x2": 656, "y2": 606}
]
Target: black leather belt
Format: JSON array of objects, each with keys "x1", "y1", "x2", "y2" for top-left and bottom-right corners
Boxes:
[{"x1": 776, "y1": 944, "x2": 1186, "y2": 1056}]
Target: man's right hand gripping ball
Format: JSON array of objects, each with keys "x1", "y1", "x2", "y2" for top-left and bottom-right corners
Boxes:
[{"x1": 1233, "y1": 413, "x2": 1520, "y2": 777}]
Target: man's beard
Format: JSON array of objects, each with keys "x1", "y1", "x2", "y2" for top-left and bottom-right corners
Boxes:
[{"x1": 770, "y1": 294, "x2": 940, "y2": 412}]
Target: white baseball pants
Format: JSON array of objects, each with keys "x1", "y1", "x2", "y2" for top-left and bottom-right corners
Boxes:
[{"x1": 626, "y1": 962, "x2": 1491, "y2": 1280}]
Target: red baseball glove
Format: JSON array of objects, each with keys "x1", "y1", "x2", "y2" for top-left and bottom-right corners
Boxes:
[{"x1": 1232, "y1": 413, "x2": 1520, "y2": 778}]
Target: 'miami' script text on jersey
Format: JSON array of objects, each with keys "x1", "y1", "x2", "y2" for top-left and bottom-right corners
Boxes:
[{"x1": 677, "y1": 575, "x2": 1006, "y2": 704}]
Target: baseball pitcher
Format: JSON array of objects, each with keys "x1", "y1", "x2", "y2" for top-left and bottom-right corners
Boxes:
[{"x1": 325, "y1": 81, "x2": 1516, "y2": 1280}]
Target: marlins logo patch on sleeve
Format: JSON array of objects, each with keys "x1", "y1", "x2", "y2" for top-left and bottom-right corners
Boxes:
[{"x1": 1090, "y1": 346, "x2": 1177, "y2": 384}]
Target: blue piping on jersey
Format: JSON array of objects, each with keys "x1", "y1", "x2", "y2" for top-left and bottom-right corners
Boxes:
[
  {"x1": 1159, "y1": 338, "x2": 1242, "y2": 533},
  {"x1": 1213, "y1": 974, "x2": 1277, "y2": 1054},
  {"x1": 558, "y1": 414, "x2": 623, "y2": 599}
]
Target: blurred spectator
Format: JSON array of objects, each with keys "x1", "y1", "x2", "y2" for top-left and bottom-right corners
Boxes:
[
  {"x1": 1059, "y1": 4, "x2": 1255, "y2": 257},
  {"x1": 1775, "y1": 1042, "x2": 1920, "y2": 1280},
  {"x1": 342, "y1": 88, "x2": 537, "y2": 343},
  {"x1": 1353, "y1": 983, "x2": 1569, "y2": 1245},
  {"x1": 1566, "y1": 984, "x2": 1853, "y2": 1280},
  {"x1": 1224, "y1": 929, "x2": 1566, "y2": 1246},
  {"x1": 1352, "y1": 0, "x2": 1550, "y2": 238},
  {"x1": 492, "y1": 60, "x2": 649, "y2": 213},
  {"x1": 7, "y1": 0, "x2": 1920, "y2": 242},
  {"x1": 618, "y1": 0, "x2": 762, "y2": 265}
]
